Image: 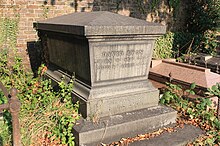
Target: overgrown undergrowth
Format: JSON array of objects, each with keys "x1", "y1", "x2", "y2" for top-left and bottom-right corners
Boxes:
[
  {"x1": 0, "y1": 49, "x2": 80, "y2": 146},
  {"x1": 107, "y1": 83, "x2": 220, "y2": 146},
  {"x1": 160, "y1": 82, "x2": 220, "y2": 145}
]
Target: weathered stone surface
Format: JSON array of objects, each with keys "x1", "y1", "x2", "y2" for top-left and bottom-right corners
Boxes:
[
  {"x1": 92, "y1": 42, "x2": 151, "y2": 81},
  {"x1": 46, "y1": 69, "x2": 159, "y2": 118},
  {"x1": 35, "y1": 11, "x2": 176, "y2": 146},
  {"x1": 44, "y1": 32, "x2": 156, "y2": 87},
  {"x1": 130, "y1": 124, "x2": 204, "y2": 146},
  {"x1": 36, "y1": 11, "x2": 166, "y2": 118},
  {"x1": 73, "y1": 106, "x2": 177, "y2": 146}
]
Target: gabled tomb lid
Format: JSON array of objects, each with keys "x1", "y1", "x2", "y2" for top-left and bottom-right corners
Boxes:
[{"x1": 34, "y1": 11, "x2": 166, "y2": 36}]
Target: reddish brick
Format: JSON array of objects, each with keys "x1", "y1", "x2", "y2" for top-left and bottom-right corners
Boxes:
[
  {"x1": 25, "y1": 13, "x2": 36, "y2": 17},
  {"x1": 34, "y1": 9, "x2": 44, "y2": 14},
  {"x1": 17, "y1": 35, "x2": 28, "y2": 39},
  {"x1": 27, "y1": 4, "x2": 39, "y2": 9}
]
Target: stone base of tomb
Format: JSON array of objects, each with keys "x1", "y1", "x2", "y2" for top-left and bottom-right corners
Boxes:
[
  {"x1": 73, "y1": 105, "x2": 177, "y2": 146},
  {"x1": 45, "y1": 68, "x2": 177, "y2": 146},
  {"x1": 46, "y1": 68, "x2": 159, "y2": 118}
]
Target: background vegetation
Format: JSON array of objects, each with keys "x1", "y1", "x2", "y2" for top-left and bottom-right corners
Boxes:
[{"x1": 153, "y1": 0, "x2": 220, "y2": 59}]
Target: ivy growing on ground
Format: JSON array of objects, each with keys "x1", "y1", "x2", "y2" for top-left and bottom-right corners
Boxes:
[
  {"x1": 0, "y1": 49, "x2": 80, "y2": 146},
  {"x1": 160, "y1": 82, "x2": 220, "y2": 145}
]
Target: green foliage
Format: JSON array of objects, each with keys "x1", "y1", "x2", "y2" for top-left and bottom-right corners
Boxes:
[
  {"x1": 207, "y1": 83, "x2": 220, "y2": 97},
  {"x1": 153, "y1": 32, "x2": 174, "y2": 59},
  {"x1": 153, "y1": 32, "x2": 197, "y2": 59},
  {"x1": 154, "y1": 30, "x2": 218, "y2": 59},
  {"x1": 148, "y1": 0, "x2": 180, "y2": 15},
  {"x1": 42, "y1": 5, "x2": 50, "y2": 19},
  {"x1": 0, "y1": 17, "x2": 19, "y2": 49},
  {"x1": 0, "y1": 93, "x2": 12, "y2": 146},
  {"x1": 187, "y1": 0, "x2": 220, "y2": 33},
  {"x1": 200, "y1": 30, "x2": 219, "y2": 55},
  {"x1": 159, "y1": 82, "x2": 181, "y2": 104},
  {"x1": 148, "y1": 0, "x2": 160, "y2": 11},
  {"x1": 160, "y1": 82, "x2": 196, "y2": 108},
  {"x1": 168, "y1": 0, "x2": 180, "y2": 8},
  {"x1": 168, "y1": 0, "x2": 180, "y2": 18},
  {"x1": 50, "y1": 80, "x2": 79, "y2": 146},
  {"x1": 160, "y1": 83, "x2": 220, "y2": 145},
  {"x1": 0, "y1": 51, "x2": 80, "y2": 145},
  {"x1": 172, "y1": 32, "x2": 196, "y2": 55},
  {"x1": 153, "y1": 0, "x2": 219, "y2": 59},
  {"x1": 185, "y1": 82, "x2": 196, "y2": 96}
]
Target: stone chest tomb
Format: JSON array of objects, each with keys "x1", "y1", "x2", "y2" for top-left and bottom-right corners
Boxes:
[{"x1": 35, "y1": 11, "x2": 176, "y2": 145}]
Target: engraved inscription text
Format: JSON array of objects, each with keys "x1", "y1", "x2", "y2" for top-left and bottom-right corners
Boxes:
[{"x1": 94, "y1": 43, "x2": 152, "y2": 81}]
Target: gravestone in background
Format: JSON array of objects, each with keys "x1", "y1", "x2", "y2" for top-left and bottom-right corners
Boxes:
[{"x1": 35, "y1": 11, "x2": 177, "y2": 146}]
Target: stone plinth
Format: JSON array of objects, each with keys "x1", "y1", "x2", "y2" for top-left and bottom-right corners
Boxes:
[
  {"x1": 35, "y1": 11, "x2": 176, "y2": 145},
  {"x1": 74, "y1": 106, "x2": 176, "y2": 146}
]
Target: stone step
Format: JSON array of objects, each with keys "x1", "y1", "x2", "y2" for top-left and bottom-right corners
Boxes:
[
  {"x1": 130, "y1": 124, "x2": 205, "y2": 146},
  {"x1": 73, "y1": 105, "x2": 177, "y2": 146}
]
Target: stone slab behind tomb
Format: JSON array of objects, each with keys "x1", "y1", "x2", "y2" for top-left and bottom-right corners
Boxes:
[{"x1": 149, "y1": 59, "x2": 220, "y2": 92}]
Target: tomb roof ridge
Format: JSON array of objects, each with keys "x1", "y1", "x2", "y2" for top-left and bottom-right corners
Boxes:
[
  {"x1": 37, "y1": 11, "x2": 162, "y2": 27},
  {"x1": 86, "y1": 11, "x2": 159, "y2": 26},
  {"x1": 35, "y1": 11, "x2": 166, "y2": 36}
]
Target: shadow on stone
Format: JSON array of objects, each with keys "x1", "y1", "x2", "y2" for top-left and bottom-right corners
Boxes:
[{"x1": 27, "y1": 41, "x2": 43, "y2": 77}]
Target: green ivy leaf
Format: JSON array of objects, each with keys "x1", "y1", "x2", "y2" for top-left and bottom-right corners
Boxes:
[
  {"x1": 190, "y1": 90, "x2": 195, "y2": 95},
  {"x1": 211, "y1": 85, "x2": 219, "y2": 92},
  {"x1": 185, "y1": 89, "x2": 190, "y2": 93},
  {"x1": 210, "y1": 116, "x2": 216, "y2": 121},
  {"x1": 190, "y1": 83, "x2": 196, "y2": 89}
]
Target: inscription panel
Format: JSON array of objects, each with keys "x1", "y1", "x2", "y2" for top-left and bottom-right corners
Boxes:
[{"x1": 94, "y1": 43, "x2": 152, "y2": 81}]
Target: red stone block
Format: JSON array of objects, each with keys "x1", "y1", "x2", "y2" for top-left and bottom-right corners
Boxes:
[{"x1": 149, "y1": 60, "x2": 220, "y2": 89}]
